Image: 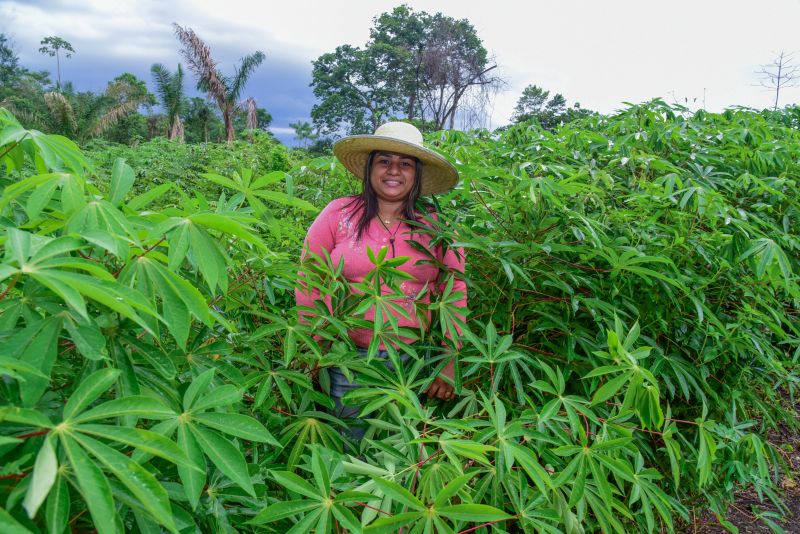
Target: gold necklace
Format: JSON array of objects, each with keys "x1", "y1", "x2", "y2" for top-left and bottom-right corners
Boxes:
[{"x1": 378, "y1": 213, "x2": 399, "y2": 225}]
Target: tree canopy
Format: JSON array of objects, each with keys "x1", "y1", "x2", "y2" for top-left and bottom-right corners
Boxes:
[{"x1": 310, "y1": 4, "x2": 501, "y2": 135}]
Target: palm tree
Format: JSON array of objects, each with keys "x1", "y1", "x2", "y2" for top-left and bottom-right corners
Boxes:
[
  {"x1": 43, "y1": 77, "x2": 151, "y2": 141},
  {"x1": 173, "y1": 24, "x2": 265, "y2": 142},
  {"x1": 289, "y1": 120, "x2": 316, "y2": 148},
  {"x1": 150, "y1": 63, "x2": 185, "y2": 142}
]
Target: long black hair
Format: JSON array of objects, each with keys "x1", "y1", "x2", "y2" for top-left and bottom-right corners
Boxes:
[{"x1": 345, "y1": 151, "x2": 424, "y2": 242}]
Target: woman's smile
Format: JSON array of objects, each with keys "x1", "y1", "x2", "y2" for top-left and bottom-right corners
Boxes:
[{"x1": 370, "y1": 152, "x2": 417, "y2": 201}]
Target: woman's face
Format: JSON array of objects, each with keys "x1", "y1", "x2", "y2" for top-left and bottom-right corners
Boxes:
[{"x1": 369, "y1": 151, "x2": 417, "y2": 204}]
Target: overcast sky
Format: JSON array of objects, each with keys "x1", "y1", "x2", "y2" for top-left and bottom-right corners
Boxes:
[{"x1": 3, "y1": 0, "x2": 800, "y2": 144}]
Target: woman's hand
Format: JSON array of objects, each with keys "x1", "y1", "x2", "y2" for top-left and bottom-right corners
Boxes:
[{"x1": 426, "y1": 359, "x2": 457, "y2": 401}]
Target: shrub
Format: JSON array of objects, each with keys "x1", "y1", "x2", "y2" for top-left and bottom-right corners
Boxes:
[{"x1": 0, "y1": 101, "x2": 798, "y2": 533}]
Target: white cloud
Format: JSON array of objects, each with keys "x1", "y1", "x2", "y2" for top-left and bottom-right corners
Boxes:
[{"x1": 3, "y1": 0, "x2": 800, "y2": 130}]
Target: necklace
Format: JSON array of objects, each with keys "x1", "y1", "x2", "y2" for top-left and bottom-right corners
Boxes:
[{"x1": 377, "y1": 216, "x2": 402, "y2": 257}]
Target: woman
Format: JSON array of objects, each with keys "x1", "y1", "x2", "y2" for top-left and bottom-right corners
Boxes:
[{"x1": 295, "y1": 122, "x2": 467, "y2": 438}]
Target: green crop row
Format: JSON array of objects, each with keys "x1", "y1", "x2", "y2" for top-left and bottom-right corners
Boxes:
[{"x1": 0, "y1": 101, "x2": 798, "y2": 533}]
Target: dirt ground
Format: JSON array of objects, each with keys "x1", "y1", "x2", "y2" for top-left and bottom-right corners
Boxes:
[{"x1": 679, "y1": 398, "x2": 800, "y2": 533}]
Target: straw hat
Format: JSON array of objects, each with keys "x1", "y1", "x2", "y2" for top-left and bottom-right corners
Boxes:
[{"x1": 333, "y1": 122, "x2": 459, "y2": 195}]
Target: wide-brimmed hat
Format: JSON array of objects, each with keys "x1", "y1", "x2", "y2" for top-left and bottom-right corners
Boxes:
[{"x1": 333, "y1": 122, "x2": 459, "y2": 195}]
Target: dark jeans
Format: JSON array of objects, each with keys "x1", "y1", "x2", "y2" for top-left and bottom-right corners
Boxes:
[{"x1": 328, "y1": 348, "x2": 410, "y2": 441}]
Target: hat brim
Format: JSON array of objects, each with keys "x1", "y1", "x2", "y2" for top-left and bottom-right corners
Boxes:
[{"x1": 333, "y1": 135, "x2": 458, "y2": 195}]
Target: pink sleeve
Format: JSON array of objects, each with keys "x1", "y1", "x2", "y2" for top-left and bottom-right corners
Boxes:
[{"x1": 295, "y1": 201, "x2": 339, "y2": 319}]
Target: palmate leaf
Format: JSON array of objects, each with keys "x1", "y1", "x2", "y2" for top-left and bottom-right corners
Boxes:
[
  {"x1": 5, "y1": 315, "x2": 61, "y2": 406},
  {"x1": 188, "y1": 423, "x2": 256, "y2": 497},
  {"x1": 0, "y1": 117, "x2": 91, "y2": 175},
  {"x1": 135, "y1": 256, "x2": 213, "y2": 349},
  {"x1": 72, "y1": 433, "x2": 176, "y2": 532},
  {"x1": 192, "y1": 412, "x2": 279, "y2": 445},
  {"x1": 60, "y1": 434, "x2": 119, "y2": 534}
]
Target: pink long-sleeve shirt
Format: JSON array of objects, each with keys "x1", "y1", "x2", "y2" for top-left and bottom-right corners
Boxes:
[{"x1": 295, "y1": 196, "x2": 467, "y2": 349}]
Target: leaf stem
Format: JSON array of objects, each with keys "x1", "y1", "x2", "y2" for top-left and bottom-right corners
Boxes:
[{"x1": 0, "y1": 274, "x2": 20, "y2": 303}]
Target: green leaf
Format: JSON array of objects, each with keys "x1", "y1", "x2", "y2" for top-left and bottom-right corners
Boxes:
[
  {"x1": 183, "y1": 368, "x2": 215, "y2": 410},
  {"x1": 72, "y1": 396, "x2": 175, "y2": 423},
  {"x1": 45, "y1": 474, "x2": 69, "y2": 534},
  {"x1": 108, "y1": 158, "x2": 135, "y2": 205},
  {"x1": 189, "y1": 423, "x2": 255, "y2": 497},
  {"x1": 0, "y1": 507, "x2": 33, "y2": 534},
  {"x1": 22, "y1": 435, "x2": 57, "y2": 518},
  {"x1": 190, "y1": 385, "x2": 242, "y2": 412},
  {"x1": 364, "y1": 512, "x2": 419, "y2": 534},
  {"x1": 249, "y1": 500, "x2": 320, "y2": 524},
  {"x1": 332, "y1": 504, "x2": 362, "y2": 533},
  {"x1": 127, "y1": 182, "x2": 172, "y2": 210},
  {"x1": 438, "y1": 504, "x2": 512, "y2": 522},
  {"x1": 433, "y1": 472, "x2": 474, "y2": 508},
  {"x1": 177, "y1": 423, "x2": 206, "y2": 510},
  {"x1": 590, "y1": 370, "x2": 632, "y2": 405},
  {"x1": 75, "y1": 424, "x2": 201, "y2": 472},
  {"x1": 63, "y1": 320, "x2": 107, "y2": 361},
  {"x1": 0, "y1": 406, "x2": 53, "y2": 428},
  {"x1": 73, "y1": 433, "x2": 176, "y2": 532},
  {"x1": 62, "y1": 368, "x2": 120, "y2": 420},
  {"x1": 192, "y1": 412, "x2": 279, "y2": 445},
  {"x1": 270, "y1": 470, "x2": 322, "y2": 500},
  {"x1": 371, "y1": 477, "x2": 424, "y2": 510},
  {"x1": 60, "y1": 434, "x2": 118, "y2": 534}
]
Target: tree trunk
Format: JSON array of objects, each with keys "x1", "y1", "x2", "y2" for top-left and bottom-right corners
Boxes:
[{"x1": 224, "y1": 107, "x2": 235, "y2": 143}]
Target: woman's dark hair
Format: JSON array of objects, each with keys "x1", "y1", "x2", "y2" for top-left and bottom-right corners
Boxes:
[{"x1": 345, "y1": 151, "x2": 423, "y2": 242}]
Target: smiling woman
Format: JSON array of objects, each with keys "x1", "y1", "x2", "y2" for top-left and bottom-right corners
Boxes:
[{"x1": 295, "y1": 121, "x2": 467, "y2": 441}]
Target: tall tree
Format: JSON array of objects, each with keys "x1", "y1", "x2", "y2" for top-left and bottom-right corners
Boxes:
[
  {"x1": 38, "y1": 36, "x2": 74, "y2": 90},
  {"x1": 184, "y1": 97, "x2": 220, "y2": 143},
  {"x1": 173, "y1": 24, "x2": 265, "y2": 142},
  {"x1": 756, "y1": 50, "x2": 799, "y2": 111},
  {"x1": 150, "y1": 63, "x2": 186, "y2": 142},
  {"x1": 102, "y1": 73, "x2": 155, "y2": 143},
  {"x1": 310, "y1": 44, "x2": 404, "y2": 135},
  {"x1": 370, "y1": 6, "x2": 501, "y2": 130},
  {"x1": 512, "y1": 84, "x2": 591, "y2": 130},
  {"x1": 310, "y1": 5, "x2": 502, "y2": 134},
  {"x1": 0, "y1": 34, "x2": 51, "y2": 128}
]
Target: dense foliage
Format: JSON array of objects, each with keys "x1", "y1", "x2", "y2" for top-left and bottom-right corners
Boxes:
[{"x1": 0, "y1": 101, "x2": 798, "y2": 533}]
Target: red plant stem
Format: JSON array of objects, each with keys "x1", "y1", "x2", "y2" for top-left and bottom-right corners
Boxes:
[
  {"x1": 211, "y1": 269, "x2": 259, "y2": 305},
  {"x1": 580, "y1": 411, "x2": 590, "y2": 439},
  {"x1": 0, "y1": 135, "x2": 27, "y2": 160},
  {"x1": 113, "y1": 236, "x2": 165, "y2": 276},
  {"x1": 355, "y1": 502, "x2": 393, "y2": 517},
  {"x1": 410, "y1": 421, "x2": 428, "y2": 496},
  {"x1": 0, "y1": 274, "x2": 20, "y2": 303},
  {"x1": 457, "y1": 516, "x2": 516, "y2": 534},
  {"x1": 596, "y1": 417, "x2": 662, "y2": 436},
  {"x1": 0, "y1": 472, "x2": 29, "y2": 480},
  {"x1": 16, "y1": 429, "x2": 49, "y2": 440}
]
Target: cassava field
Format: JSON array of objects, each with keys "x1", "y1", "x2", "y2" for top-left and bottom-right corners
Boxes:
[{"x1": 1, "y1": 101, "x2": 799, "y2": 533}]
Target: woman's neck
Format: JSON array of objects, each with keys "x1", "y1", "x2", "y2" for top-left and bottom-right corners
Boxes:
[{"x1": 377, "y1": 199, "x2": 405, "y2": 219}]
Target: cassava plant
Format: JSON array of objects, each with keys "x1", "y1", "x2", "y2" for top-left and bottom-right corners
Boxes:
[{"x1": 0, "y1": 99, "x2": 798, "y2": 533}]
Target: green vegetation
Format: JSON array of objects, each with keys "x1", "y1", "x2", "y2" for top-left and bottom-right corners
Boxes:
[{"x1": 1, "y1": 98, "x2": 798, "y2": 532}]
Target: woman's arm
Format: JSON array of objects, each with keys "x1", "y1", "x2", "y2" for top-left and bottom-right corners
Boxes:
[{"x1": 295, "y1": 200, "x2": 339, "y2": 319}]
